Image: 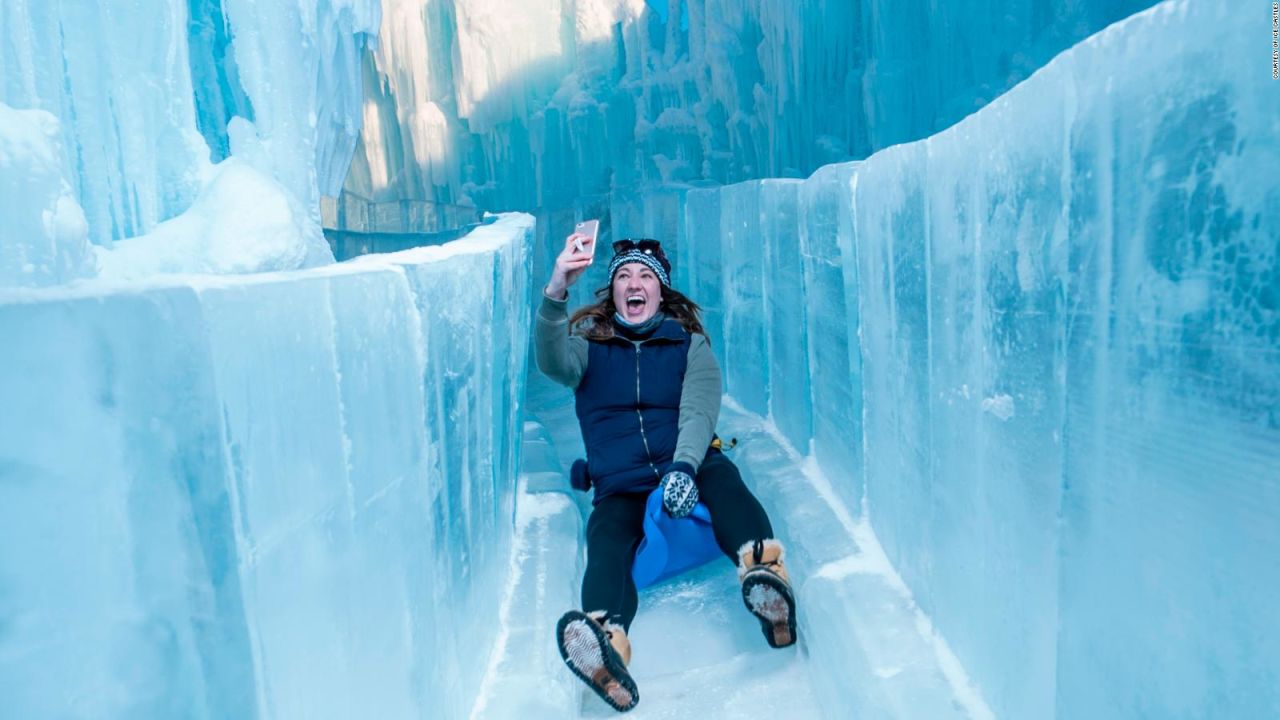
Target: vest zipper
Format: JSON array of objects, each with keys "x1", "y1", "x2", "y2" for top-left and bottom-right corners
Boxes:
[{"x1": 634, "y1": 343, "x2": 659, "y2": 478}]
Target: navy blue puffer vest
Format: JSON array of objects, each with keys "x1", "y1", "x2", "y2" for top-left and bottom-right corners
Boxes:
[{"x1": 575, "y1": 318, "x2": 691, "y2": 502}]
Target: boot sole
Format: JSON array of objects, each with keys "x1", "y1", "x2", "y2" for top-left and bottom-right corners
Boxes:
[
  {"x1": 555, "y1": 611, "x2": 639, "y2": 712},
  {"x1": 742, "y1": 569, "x2": 797, "y2": 648}
]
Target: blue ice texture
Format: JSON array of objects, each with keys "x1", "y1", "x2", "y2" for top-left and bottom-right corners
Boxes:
[
  {"x1": 0, "y1": 0, "x2": 379, "y2": 280},
  {"x1": 344, "y1": 0, "x2": 1157, "y2": 217},
  {"x1": 0, "y1": 214, "x2": 534, "y2": 718},
  {"x1": 637, "y1": 3, "x2": 1278, "y2": 717}
]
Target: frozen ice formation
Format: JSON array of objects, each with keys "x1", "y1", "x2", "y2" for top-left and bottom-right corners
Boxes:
[
  {"x1": 599, "y1": 1, "x2": 1274, "y2": 717},
  {"x1": 0, "y1": 103, "x2": 94, "y2": 287},
  {"x1": 0, "y1": 0, "x2": 379, "y2": 282},
  {"x1": 0, "y1": 214, "x2": 533, "y2": 719},
  {"x1": 346, "y1": 0, "x2": 1156, "y2": 213},
  {"x1": 0, "y1": 0, "x2": 1153, "y2": 284}
]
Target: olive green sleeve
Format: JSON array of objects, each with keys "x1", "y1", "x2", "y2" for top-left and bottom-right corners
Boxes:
[
  {"x1": 673, "y1": 333, "x2": 722, "y2": 473},
  {"x1": 533, "y1": 290, "x2": 589, "y2": 389}
]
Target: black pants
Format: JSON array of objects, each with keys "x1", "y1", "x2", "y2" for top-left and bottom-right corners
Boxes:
[{"x1": 581, "y1": 451, "x2": 774, "y2": 631}]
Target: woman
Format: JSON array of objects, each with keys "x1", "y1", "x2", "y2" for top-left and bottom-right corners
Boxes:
[{"x1": 535, "y1": 232, "x2": 798, "y2": 712}]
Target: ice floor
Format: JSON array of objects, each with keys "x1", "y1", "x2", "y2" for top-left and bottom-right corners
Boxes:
[
  {"x1": 582, "y1": 562, "x2": 821, "y2": 719},
  {"x1": 472, "y1": 369, "x2": 990, "y2": 719}
]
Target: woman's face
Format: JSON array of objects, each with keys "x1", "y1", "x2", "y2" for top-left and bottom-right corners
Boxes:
[{"x1": 612, "y1": 262, "x2": 662, "y2": 324}]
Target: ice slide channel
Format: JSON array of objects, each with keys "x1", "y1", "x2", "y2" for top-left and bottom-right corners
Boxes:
[
  {"x1": 480, "y1": 1, "x2": 1277, "y2": 718},
  {"x1": 488, "y1": 369, "x2": 984, "y2": 719},
  {"x1": 0, "y1": 0, "x2": 1275, "y2": 719}
]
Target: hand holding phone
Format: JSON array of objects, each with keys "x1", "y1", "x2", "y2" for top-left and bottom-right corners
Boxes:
[
  {"x1": 547, "y1": 221, "x2": 601, "y2": 299},
  {"x1": 572, "y1": 219, "x2": 600, "y2": 264}
]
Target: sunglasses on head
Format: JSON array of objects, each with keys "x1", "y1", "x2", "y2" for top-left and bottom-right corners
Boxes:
[{"x1": 612, "y1": 238, "x2": 664, "y2": 256}]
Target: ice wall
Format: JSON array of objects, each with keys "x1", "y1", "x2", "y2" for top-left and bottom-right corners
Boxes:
[
  {"x1": 214, "y1": 1, "x2": 380, "y2": 203},
  {"x1": 1, "y1": 1, "x2": 210, "y2": 245},
  {"x1": 0, "y1": 103, "x2": 94, "y2": 287},
  {"x1": 344, "y1": 0, "x2": 1154, "y2": 217},
  {"x1": 0, "y1": 0, "x2": 379, "y2": 282},
  {"x1": 0, "y1": 214, "x2": 533, "y2": 719},
  {"x1": 659, "y1": 1, "x2": 1278, "y2": 716}
]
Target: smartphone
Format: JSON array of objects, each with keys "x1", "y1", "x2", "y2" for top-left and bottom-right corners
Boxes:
[{"x1": 573, "y1": 219, "x2": 600, "y2": 264}]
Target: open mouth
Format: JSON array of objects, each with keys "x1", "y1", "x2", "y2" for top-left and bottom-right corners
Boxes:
[{"x1": 625, "y1": 295, "x2": 646, "y2": 312}]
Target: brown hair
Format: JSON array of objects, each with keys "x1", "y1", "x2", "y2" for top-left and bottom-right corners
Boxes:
[{"x1": 570, "y1": 282, "x2": 708, "y2": 343}]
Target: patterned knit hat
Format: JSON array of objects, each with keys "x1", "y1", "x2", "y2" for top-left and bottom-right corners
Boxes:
[{"x1": 607, "y1": 238, "x2": 672, "y2": 287}]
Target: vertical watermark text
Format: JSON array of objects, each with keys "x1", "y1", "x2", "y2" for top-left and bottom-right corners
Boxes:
[{"x1": 1274, "y1": 2, "x2": 1279, "y2": 79}]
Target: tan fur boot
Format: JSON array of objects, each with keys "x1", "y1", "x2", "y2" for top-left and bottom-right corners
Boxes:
[
  {"x1": 590, "y1": 611, "x2": 632, "y2": 666},
  {"x1": 737, "y1": 539, "x2": 798, "y2": 648},
  {"x1": 556, "y1": 610, "x2": 638, "y2": 711}
]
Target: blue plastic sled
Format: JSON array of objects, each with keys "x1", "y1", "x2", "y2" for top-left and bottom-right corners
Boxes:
[{"x1": 631, "y1": 486, "x2": 723, "y2": 589}]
